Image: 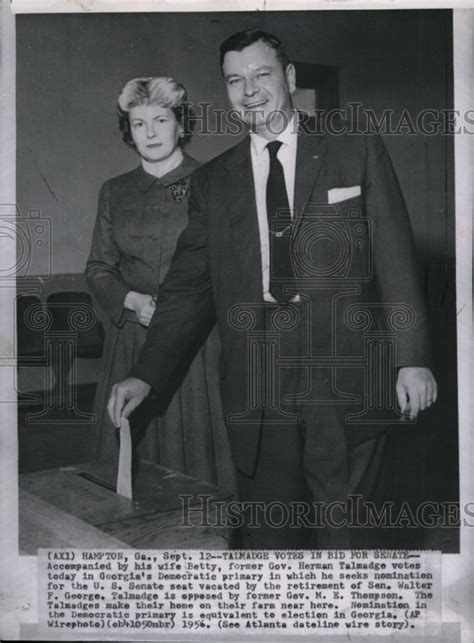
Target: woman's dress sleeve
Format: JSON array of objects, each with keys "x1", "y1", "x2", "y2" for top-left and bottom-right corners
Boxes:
[{"x1": 85, "y1": 181, "x2": 130, "y2": 326}]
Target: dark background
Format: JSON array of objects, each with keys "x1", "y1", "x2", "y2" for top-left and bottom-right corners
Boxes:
[{"x1": 16, "y1": 10, "x2": 458, "y2": 550}]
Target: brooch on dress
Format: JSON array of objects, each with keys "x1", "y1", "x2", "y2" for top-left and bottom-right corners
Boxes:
[{"x1": 169, "y1": 180, "x2": 189, "y2": 202}]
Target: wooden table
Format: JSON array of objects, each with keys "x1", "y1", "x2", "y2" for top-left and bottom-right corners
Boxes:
[{"x1": 19, "y1": 460, "x2": 231, "y2": 553}]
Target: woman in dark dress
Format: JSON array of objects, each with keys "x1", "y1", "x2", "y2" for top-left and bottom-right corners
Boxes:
[{"x1": 85, "y1": 77, "x2": 234, "y2": 493}]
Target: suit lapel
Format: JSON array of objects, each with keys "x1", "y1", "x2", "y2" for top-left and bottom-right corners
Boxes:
[
  {"x1": 223, "y1": 139, "x2": 264, "y2": 303},
  {"x1": 294, "y1": 121, "x2": 327, "y2": 231}
]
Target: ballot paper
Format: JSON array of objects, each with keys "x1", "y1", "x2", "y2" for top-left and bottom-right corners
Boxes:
[{"x1": 116, "y1": 418, "x2": 133, "y2": 500}]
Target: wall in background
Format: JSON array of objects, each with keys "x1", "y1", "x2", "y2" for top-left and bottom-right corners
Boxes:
[{"x1": 16, "y1": 10, "x2": 453, "y2": 275}]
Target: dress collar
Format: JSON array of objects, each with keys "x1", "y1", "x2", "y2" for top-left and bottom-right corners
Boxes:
[{"x1": 137, "y1": 152, "x2": 200, "y2": 191}]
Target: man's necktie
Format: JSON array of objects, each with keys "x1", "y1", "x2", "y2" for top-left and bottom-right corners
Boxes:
[{"x1": 266, "y1": 140, "x2": 296, "y2": 302}]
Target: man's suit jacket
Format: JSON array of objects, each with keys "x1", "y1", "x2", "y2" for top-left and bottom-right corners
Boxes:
[{"x1": 131, "y1": 117, "x2": 430, "y2": 477}]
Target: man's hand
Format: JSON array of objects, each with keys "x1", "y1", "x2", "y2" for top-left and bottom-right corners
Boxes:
[
  {"x1": 396, "y1": 367, "x2": 438, "y2": 420},
  {"x1": 124, "y1": 291, "x2": 156, "y2": 327},
  {"x1": 107, "y1": 377, "x2": 151, "y2": 427}
]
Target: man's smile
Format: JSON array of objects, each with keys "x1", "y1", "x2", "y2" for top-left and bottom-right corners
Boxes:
[{"x1": 244, "y1": 99, "x2": 268, "y2": 109}]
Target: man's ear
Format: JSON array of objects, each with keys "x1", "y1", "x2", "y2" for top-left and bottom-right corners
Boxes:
[{"x1": 285, "y1": 63, "x2": 296, "y2": 94}]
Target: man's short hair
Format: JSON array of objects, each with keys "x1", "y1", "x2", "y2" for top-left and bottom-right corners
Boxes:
[{"x1": 219, "y1": 29, "x2": 290, "y2": 72}]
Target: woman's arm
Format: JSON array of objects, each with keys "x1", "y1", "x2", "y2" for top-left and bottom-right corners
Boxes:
[{"x1": 85, "y1": 181, "x2": 134, "y2": 326}]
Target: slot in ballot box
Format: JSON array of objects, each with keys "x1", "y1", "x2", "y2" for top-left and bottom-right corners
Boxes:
[{"x1": 19, "y1": 460, "x2": 231, "y2": 553}]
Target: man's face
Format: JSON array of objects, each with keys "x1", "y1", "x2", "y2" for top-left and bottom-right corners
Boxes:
[{"x1": 222, "y1": 40, "x2": 296, "y2": 137}]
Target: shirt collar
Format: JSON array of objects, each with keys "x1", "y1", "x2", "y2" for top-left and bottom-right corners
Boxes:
[{"x1": 250, "y1": 111, "x2": 298, "y2": 158}]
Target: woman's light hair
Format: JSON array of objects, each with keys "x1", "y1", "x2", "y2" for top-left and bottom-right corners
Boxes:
[
  {"x1": 118, "y1": 77, "x2": 187, "y2": 113},
  {"x1": 117, "y1": 76, "x2": 195, "y2": 148}
]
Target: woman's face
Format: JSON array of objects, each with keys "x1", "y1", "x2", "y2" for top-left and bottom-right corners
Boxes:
[{"x1": 129, "y1": 104, "x2": 182, "y2": 163}]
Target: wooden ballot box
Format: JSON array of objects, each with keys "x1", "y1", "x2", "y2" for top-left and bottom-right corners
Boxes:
[{"x1": 19, "y1": 460, "x2": 231, "y2": 553}]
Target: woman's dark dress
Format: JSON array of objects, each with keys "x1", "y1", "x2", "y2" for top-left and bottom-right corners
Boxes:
[{"x1": 85, "y1": 155, "x2": 235, "y2": 493}]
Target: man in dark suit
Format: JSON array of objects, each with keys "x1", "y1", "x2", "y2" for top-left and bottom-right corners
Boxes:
[{"x1": 108, "y1": 29, "x2": 437, "y2": 549}]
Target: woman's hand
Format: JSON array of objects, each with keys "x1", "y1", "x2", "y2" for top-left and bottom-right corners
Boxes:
[{"x1": 124, "y1": 291, "x2": 156, "y2": 327}]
